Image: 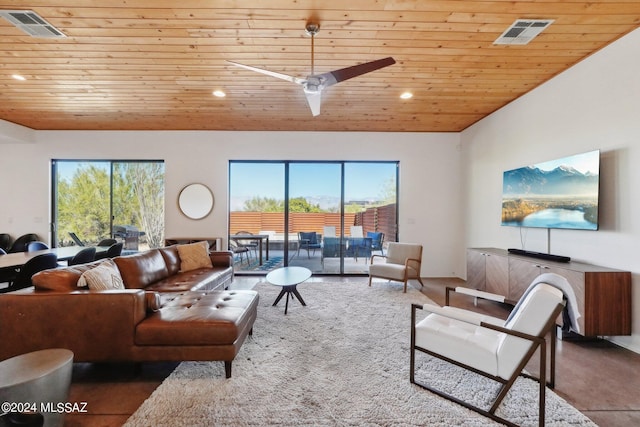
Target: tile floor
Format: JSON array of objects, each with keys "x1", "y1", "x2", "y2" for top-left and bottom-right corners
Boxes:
[{"x1": 63, "y1": 276, "x2": 640, "y2": 426}]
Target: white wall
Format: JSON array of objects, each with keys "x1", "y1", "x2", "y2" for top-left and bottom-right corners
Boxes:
[
  {"x1": 0, "y1": 131, "x2": 463, "y2": 277},
  {"x1": 460, "y1": 28, "x2": 640, "y2": 352}
]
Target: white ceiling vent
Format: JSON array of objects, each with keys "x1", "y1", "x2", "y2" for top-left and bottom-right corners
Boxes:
[
  {"x1": 494, "y1": 19, "x2": 554, "y2": 45},
  {"x1": 0, "y1": 10, "x2": 65, "y2": 38}
]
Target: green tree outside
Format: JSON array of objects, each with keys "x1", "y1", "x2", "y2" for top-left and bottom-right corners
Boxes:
[
  {"x1": 56, "y1": 161, "x2": 164, "y2": 248},
  {"x1": 242, "y1": 196, "x2": 322, "y2": 213}
]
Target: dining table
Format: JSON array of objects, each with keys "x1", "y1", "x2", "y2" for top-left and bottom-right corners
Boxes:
[
  {"x1": 0, "y1": 245, "x2": 110, "y2": 270},
  {"x1": 229, "y1": 234, "x2": 270, "y2": 265}
]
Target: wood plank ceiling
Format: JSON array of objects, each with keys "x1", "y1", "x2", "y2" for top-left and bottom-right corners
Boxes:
[{"x1": 0, "y1": 1, "x2": 639, "y2": 132}]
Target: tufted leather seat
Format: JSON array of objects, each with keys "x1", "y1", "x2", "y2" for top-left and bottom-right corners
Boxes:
[
  {"x1": 136, "y1": 291, "x2": 258, "y2": 346},
  {"x1": 0, "y1": 245, "x2": 256, "y2": 378}
]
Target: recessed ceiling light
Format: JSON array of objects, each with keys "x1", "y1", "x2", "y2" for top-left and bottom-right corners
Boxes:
[
  {"x1": 212, "y1": 90, "x2": 226, "y2": 98},
  {"x1": 400, "y1": 92, "x2": 413, "y2": 99},
  {"x1": 11, "y1": 74, "x2": 26, "y2": 81}
]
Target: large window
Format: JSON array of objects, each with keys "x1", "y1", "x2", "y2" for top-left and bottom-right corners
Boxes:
[
  {"x1": 52, "y1": 160, "x2": 165, "y2": 250},
  {"x1": 229, "y1": 161, "x2": 398, "y2": 274}
]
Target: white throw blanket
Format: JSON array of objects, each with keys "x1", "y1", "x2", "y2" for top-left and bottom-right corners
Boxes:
[{"x1": 506, "y1": 272, "x2": 581, "y2": 334}]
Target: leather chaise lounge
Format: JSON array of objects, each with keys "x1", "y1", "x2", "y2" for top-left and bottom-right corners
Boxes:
[{"x1": 0, "y1": 243, "x2": 259, "y2": 378}]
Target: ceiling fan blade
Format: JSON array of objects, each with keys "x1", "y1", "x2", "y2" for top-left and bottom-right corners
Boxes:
[
  {"x1": 226, "y1": 60, "x2": 305, "y2": 85},
  {"x1": 303, "y1": 90, "x2": 322, "y2": 117},
  {"x1": 318, "y1": 57, "x2": 396, "y2": 86}
]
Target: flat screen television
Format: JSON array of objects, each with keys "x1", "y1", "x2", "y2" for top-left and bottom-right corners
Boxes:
[{"x1": 501, "y1": 150, "x2": 600, "y2": 230}]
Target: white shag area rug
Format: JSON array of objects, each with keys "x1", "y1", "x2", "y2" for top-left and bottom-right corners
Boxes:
[{"x1": 124, "y1": 280, "x2": 596, "y2": 427}]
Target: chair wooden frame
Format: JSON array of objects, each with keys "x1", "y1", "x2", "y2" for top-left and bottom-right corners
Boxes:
[
  {"x1": 368, "y1": 242, "x2": 424, "y2": 293},
  {"x1": 410, "y1": 286, "x2": 565, "y2": 427}
]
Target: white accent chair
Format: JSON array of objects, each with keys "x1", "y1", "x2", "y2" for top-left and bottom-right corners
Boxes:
[
  {"x1": 368, "y1": 242, "x2": 424, "y2": 293},
  {"x1": 410, "y1": 280, "x2": 565, "y2": 427}
]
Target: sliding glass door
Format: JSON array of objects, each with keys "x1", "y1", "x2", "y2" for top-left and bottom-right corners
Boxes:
[
  {"x1": 229, "y1": 162, "x2": 285, "y2": 271},
  {"x1": 52, "y1": 160, "x2": 165, "y2": 251},
  {"x1": 288, "y1": 162, "x2": 343, "y2": 273},
  {"x1": 229, "y1": 161, "x2": 398, "y2": 275}
]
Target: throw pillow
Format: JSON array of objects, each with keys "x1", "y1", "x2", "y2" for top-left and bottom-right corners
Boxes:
[
  {"x1": 177, "y1": 241, "x2": 212, "y2": 272},
  {"x1": 77, "y1": 259, "x2": 125, "y2": 290}
]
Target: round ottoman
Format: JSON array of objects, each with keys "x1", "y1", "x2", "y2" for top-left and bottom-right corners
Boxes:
[{"x1": 0, "y1": 349, "x2": 74, "y2": 427}]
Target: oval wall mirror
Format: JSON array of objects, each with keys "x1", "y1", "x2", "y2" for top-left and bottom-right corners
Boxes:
[{"x1": 178, "y1": 183, "x2": 214, "y2": 220}]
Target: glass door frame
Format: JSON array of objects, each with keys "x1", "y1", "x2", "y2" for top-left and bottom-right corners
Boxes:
[{"x1": 228, "y1": 160, "x2": 399, "y2": 275}]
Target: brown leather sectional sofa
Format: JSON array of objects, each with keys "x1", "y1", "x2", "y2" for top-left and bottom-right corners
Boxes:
[{"x1": 0, "y1": 245, "x2": 259, "y2": 378}]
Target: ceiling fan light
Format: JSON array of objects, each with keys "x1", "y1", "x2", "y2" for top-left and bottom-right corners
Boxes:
[
  {"x1": 400, "y1": 92, "x2": 413, "y2": 99},
  {"x1": 212, "y1": 90, "x2": 226, "y2": 98}
]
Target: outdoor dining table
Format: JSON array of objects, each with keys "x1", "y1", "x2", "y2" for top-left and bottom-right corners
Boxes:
[
  {"x1": 229, "y1": 234, "x2": 270, "y2": 265},
  {"x1": 0, "y1": 245, "x2": 110, "y2": 270}
]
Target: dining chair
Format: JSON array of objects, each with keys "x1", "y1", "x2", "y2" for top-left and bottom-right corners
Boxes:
[
  {"x1": 3, "y1": 253, "x2": 59, "y2": 292},
  {"x1": 0, "y1": 233, "x2": 11, "y2": 252},
  {"x1": 410, "y1": 280, "x2": 566, "y2": 426},
  {"x1": 95, "y1": 242, "x2": 124, "y2": 260},
  {"x1": 0, "y1": 248, "x2": 18, "y2": 285},
  {"x1": 27, "y1": 241, "x2": 49, "y2": 252},
  {"x1": 68, "y1": 247, "x2": 97, "y2": 266},
  {"x1": 8, "y1": 233, "x2": 39, "y2": 253},
  {"x1": 97, "y1": 238, "x2": 117, "y2": 247},
  {"x1": 106, "y1": 242, "x2": 124, "y2": 258}
]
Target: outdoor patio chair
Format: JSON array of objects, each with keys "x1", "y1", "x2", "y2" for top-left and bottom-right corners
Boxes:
[
  {"x1": 410, "y1": 278, "x2": 566, "y2": 427},
  {"x1": 350, "y1": 225, "x2": 363, "y2": 237},
  {"x1": 297, "y1": 232, "x2": 321, "y2": 258},
  {"x1": 368, "y1": 242, "x2": 424, "y2": 292},
  {"x1": 367, "y1": 231, "x2": 385, "y2": 255},
  {"x1": 68, "y1": 232, "x2": 86, "y2": 246},
  {"x1": 234, "y1": 231, "x2": 259, "y2": 260},
  {"x1": 321, "y1": 237, "x2": 341, "y2": 266},
  {"x1": 229, "y1": 240, "x2": 250, "y2": 266},
  {"x1": 322, "y1": 226, "x2": 336, "y2": 238}
]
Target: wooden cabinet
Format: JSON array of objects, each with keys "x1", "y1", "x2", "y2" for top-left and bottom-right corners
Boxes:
[
  {"x1": 465, "y1": 249, "x2": 508, "y2": 296},
  {"x1": 466, "y1": 249, "x2": 486, "y2": 290},
  {"x1": 467, "y1": 248, "x2": 631, "y2": 337}
]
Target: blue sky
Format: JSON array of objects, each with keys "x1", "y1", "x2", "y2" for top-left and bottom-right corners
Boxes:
[
  {"x1": 56, "y1": 160, "x2": 109, "y2": 180},
  {"x1": 229, "y1": 162, "x2": 397, "y2": 201},
  {"x1": 530, "y1": 150, "x2": 600, "y2": 175},
  {"x1": 57, "y1": 160, "x2": 398, "y2": 202}
]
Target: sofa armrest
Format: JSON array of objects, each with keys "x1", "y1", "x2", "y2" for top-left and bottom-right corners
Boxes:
[
  {"x1": 0, "y1": 289, "x2": 147, "y2": 361},
  {"x1": 209, "y1": 251, "x2": 234, "y2": 267}
]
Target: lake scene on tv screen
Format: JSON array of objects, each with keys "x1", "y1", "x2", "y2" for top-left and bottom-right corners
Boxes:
[{"x1": 501, "y1": 150, "x2": 600, "y2": 230}]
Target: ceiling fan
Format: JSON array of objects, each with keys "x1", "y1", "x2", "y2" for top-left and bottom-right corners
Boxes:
[{"x1": 226, "y1": 23, "x2": 396, "y2": 116}]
